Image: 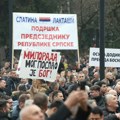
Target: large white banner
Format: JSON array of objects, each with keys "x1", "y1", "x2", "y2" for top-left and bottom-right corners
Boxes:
[
  {"x1": 89, "y1": 47, "x2": 120, "y2": 67},
  {"x1": 18, "y1": 49, "x2": 61, "y2": 82},
  {"x1": 13, "y1": 12, "x2": 78, "y2": 50}
]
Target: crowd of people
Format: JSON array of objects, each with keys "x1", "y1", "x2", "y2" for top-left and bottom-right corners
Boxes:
[{"x1": 0, "y1": 55, "x2": 120, "y2": 120}]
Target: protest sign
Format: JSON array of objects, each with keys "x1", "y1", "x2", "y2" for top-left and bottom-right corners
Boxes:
[
  {"x1": 13, "y1": 12, "x2": 78, "y2": 50},
  {"x1": 19, "y1": 49, "x2": 61, "y2": 82},
  {"x1": 16, "y1": 48, "x2": 51, "y2": 75},
  {"x1": 89, "y1": 47, "x2": 120, "y2": 67}
]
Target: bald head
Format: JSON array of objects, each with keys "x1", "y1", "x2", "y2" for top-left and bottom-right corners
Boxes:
[
  {"x1": 94, "y1": 72, "x2": 99, "y2": 78},
  {"x1": 20, "y1": 105, "x2": 44, "y2": 120},
  {"x1": 107, "y1": 90, "x2": 117, "y2": 97}
]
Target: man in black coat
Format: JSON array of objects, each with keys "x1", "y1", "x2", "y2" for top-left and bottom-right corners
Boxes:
[
  {"x1": 90, "y1": 85, "x2": 105, "y2": 109},
  {"x1": 58, "y1": 60, "x2": 65, "y2": 74},
  {"x1": 0, "y1": 99, "x2": 10, "y2": 120},
  {"x1": 102, "y1": 94, "x2": 120, "y2": 120},
  {"x1": 88, "y1": 106, "x2": 104, "y2": 120}
]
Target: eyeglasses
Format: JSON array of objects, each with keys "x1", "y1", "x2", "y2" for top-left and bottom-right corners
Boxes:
[{"x1": 79, "y1": 76, "x2": 84, "y2": 78}]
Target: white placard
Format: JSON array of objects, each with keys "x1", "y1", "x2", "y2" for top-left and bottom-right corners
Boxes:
[
  {"x1": 13, "y1": 12, "x2": 78, "y2": 50},
  {"x1": 16, "y1": 48, "x2": 52, "y2": 75},
  {"x1": 18, "y1": 49, "x2": 61, "y2": 82},
  {"x1": 89, "y1": 47, "x2": 120, "y2": 67}
]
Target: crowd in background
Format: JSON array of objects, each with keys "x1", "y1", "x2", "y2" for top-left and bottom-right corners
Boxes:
[{"x1": 0, "y1": 54, "x2": 120, "y2": 120}]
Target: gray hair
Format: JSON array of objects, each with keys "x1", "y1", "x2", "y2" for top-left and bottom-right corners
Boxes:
[
  {"x1": 105, "y1": 94, "x2": 114, "y2": 104},
  {"x1": 24, "y1": 99, "x2": 33, "y2": 106}
]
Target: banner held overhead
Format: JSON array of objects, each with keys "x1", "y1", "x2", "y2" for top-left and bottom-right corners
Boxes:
[
  {"x1": 13, "y1": 13, "x2": 78, "y2": 50},
  {"x1": 89, "y1": 47, "x2": 120, "y2": 67},
  {"x1": 18, "y1": 49, "x2": 61, "y2": 82}
]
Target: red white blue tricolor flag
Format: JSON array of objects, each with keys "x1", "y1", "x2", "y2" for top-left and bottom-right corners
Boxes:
[{"x1": 39, "y1": 17, "x2": 51, "y2": 22}]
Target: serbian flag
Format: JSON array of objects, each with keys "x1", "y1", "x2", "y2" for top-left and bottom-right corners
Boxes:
[{"x1": 39, "y1": 17, "x2": 51, "y2": 22}]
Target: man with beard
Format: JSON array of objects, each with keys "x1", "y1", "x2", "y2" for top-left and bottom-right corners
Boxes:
[{"x1": 90, "y1": 85, "x2": 105, "y2": 109}]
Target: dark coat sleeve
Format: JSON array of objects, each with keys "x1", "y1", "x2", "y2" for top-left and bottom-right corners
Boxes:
[
  {"x1": 103, "y1": 109, "x2": 119, "y2": 120},
  {"x1": 104, "y1": 114, "x2": 118, "y2": 120},
  {"x1": 47, "y1": 104, "x2": 71, "y2": 120},
  {"x1": 47, "y1": 104, "x2": 91, "y2": 120},
  {"x1": 75, "y1": 105, "x2": 91, "y2": 120}
]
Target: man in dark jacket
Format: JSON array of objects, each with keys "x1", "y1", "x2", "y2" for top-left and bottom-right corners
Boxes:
[
  {"x1": 45, "y1": 100, "x2": 63, "y2": 119},
  {"x1": 102, "y1": 94, "x2": 120, "y2": 120},
  {"x1": 49, "y1": 90, "x2": 91, "y2": 120},
  {"x1": 67, "y1": 72, "x2": 86, "y2": 94},
  {"x1": 0, "y1": 99, "x2": 10, "y2": 120},
  {"x1": 88, "y1": 106, "x2": 104, "y2": 120},
  {"x1": 90, "y1": 85, "x2": 105, "y2": 109}
]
